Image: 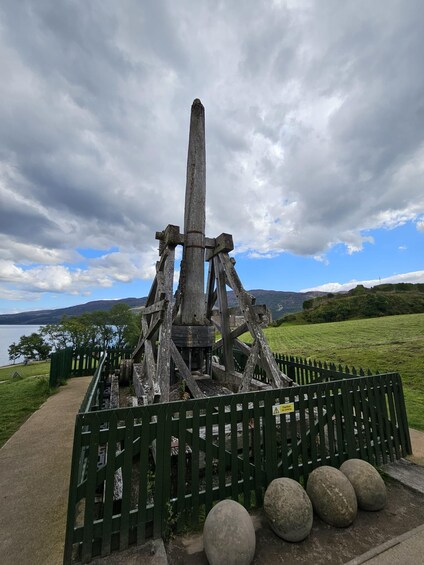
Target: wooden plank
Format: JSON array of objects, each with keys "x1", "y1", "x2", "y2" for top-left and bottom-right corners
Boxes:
[
  {"x1": 101, "y1": 412, "x2": 118, "y2": 556},
  {"x1": 386, "y1": 377, "x2": 401, "y2": 460},
  {"x1": 253, "y1": 396, "x2": 263, "y2": 506},
  {"x1": 288, "y1": 395, "x2": 299, "y2": 481},
  {"x1": 357, "y1": 378, "x2": 374, "y2": 464},
  {"x1": 366, "y1": 378, "x2": 382, "y2": 465},
  {"x1": 392, "y1": 374, "x2": 412, "y2": 456},
  {"x1": 120, "y1": 416, "x2": 134, "y2": 550},
  {"x1": 205, "y1": 258, "x2": 216, "y2": 320},
  {"x1": 156, "y1": 246, "x2": 175, "y2": 402},
  {"x1": 63, "y1": 417, "x2": 84, "y2": 564},
  {"x1": 298, "y1": 391, "x2": 310, "y2": 481},
  {"x1": 230, "y1": 395, "x2": 239, "y2": 501},
  {"x1": 141, "y1": 317, "x2": 157, "y2": 404},
  {"x1": 137, "y1": 411, "x2": 151, "y2": 544},
  {"x1": 307, "y1": 386, "x2": 318, "y2": 470},
  {"x1": 170, "y1": 340, "x2": 204, "y2": 399},
  {"x1": 351, "y1": 380, "x2": 367, "y2": 461},
  {"x1": 333, "y1": 384, "x2": 345, "y2": 464},
  {"x1": 316, "y1": 387, "x2": 327, "y2": 466},
  {"x1": 213, "y1": 255, "x2": 234, "y2": 372},
  {"x1": 177, "y1": 404, "x2": 187, "y2": 532},
  {"x1": 139, "y1": 299, "x2": 166, "y2": 317},
  {"x1": 374, "y1": 375, "x2": 390, "y2": 463},
  {"x1": 214, "y1": 322, "x2": 248, "y2": 349},
  {"x1": 190, "y1": 402, "x2": 200, "y2": 528},
  {"x1": 325, "y1": 385, "x2": 337, "y2": 467},
  {"x1": 81, "y1": 416, "x2": 100, "y2": 563},
  {"x1": 218, "y1": 401, "x2": 226, "y2": 501},
  {"x1": 280, "y1": 390, "x2": 290, "y2": 477},
  {"x1": 379, "y1": 375, "x2": 395, "y2": 462},
  {"x1": 153, "y1": 405, "x2": 166, "y2": 538},
  {"x1": 205, "y1": 400, "x2": 213, "y2": 515},
  {"x1": 341, "y1": 381, "x2": 356, "y2": 460},
  {"x1": 264, "y1": 394, "x2": 278, "y2": 483},
  {"x1": 238, "y1": 340, "x2": 259, "y2": 392},
  {"x1": 242, "y1": 395, "x2": 251, "y2": 509}
]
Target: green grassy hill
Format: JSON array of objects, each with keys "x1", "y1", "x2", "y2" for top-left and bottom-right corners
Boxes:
[
  {"x1": 276, "y1": 283, "x2": 424, "y2": 325},
  {"x1": 262, "y1": 312, "x2": 424, "y2": 430}
]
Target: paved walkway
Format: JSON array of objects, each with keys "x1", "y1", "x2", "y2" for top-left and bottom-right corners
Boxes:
[
  {"x1": 345, "y1": 457, "x2": 424, "y2": 565},
  {"x1": 0, "y1": 377, "x2": 91, "y2": 565}
]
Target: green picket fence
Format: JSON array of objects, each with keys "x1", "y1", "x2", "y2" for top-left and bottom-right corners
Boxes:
[
  {"x1": 227, "y1": 347, "x2": 375, "y2": 386},
  {"x1": 64, "y1": 362, "x2": 411, "y2": 563},
  {"x1": 49, "y1": 347, "x2": 132, "y2": 387}
]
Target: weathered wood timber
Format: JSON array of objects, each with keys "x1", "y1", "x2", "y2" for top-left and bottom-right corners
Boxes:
[{"x1": 125, "y1": 98, "x2": 292, "y2": 407}]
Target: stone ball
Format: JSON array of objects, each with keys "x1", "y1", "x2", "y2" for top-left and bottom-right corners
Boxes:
[
  {"x1": 203, "y1": 500, "x2": 256, "y2": 565},
  {"x1": 340, "y1": 459, "x2": 387, "y2": 511},
  {"x1": 306, "y1": 466, "x2": 357, "y2": 527},
  {"x1": 263, "y1": 478, "x2": 313, "y2": 542}
]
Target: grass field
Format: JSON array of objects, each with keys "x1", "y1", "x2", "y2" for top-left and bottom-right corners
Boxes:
[
  {"x1": 0, "y1": 361, "x2": 52, "y2": 448},
  {"x1": 1, "y1": 313, "x2": 423, "y2": 446},
  {"x1": 262, "y1": 312, "x2": 424, "y2": 430}
]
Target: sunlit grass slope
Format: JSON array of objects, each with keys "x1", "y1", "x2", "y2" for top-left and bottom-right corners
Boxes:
[
  {"x1": 0, "y1": 361, "x2": 52, "y2": 447},
  {"x1": 262, "y1": 313, "x2": 424, "y2": 430}
]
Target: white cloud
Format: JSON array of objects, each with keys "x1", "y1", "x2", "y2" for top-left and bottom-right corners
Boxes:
[
  {"x1": 301, "y1": 270, "x2": 424, "y2": 293},
  {"x1": 0, "y1": 1, "x2": 423, "y2": 302}
]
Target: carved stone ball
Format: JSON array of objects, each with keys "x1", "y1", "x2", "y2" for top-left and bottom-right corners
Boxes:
[
  {"x1": 306, "y1": 466, "x2": 357, "y2": 527},
  {"x1": 340, "y1": 459, "x2": 387, "y2": 511},
  {"x1": 203, "y1": 500, "x2": 256, "y2": 565},
  {"x1": 263, "y1": 478, "x2": 313, "y2": 542}
]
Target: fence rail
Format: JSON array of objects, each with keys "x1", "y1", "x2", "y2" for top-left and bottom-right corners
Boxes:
[
  {"x1": 64, "y1": 355, "x2": 411, "y2": 563},
  {"x1": 227, "y1": 347, "x2": 376, "y2": 386},
  {"x1": 49, "y1": 348, "x2": 132, "y2": 387}
]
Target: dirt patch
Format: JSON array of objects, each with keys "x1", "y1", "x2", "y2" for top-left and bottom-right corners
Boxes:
[{"x1": 165, "y1": 478, "x2": 424, "y2": 564}]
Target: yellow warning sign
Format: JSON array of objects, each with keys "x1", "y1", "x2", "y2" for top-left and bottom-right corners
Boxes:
[{"x1": 272, "y1": 402, "x2": 295, "y2": 416}]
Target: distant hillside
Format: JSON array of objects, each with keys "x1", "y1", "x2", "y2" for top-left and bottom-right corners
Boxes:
[
  {"x1": 0, "y1": 297, "x2": 148, "y2": 325},
  {"x1": 276, "y1": 283, "x2": 424, "y2": 325},
  {"x1": 0, "y1": 289, "x2": 323, "y2": 325},
  {"x1": 226, "y1": 289, "x2": 325, "y2": 320}
]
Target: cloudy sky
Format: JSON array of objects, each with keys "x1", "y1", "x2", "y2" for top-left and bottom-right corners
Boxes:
[{"x1": 0, "y1": 0, "x2": 423, "y2": 314}]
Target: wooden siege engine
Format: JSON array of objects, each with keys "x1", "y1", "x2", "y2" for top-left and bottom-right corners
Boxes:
[{"x1": 123, "y1": 99, "x2": 292, "y2": 404}]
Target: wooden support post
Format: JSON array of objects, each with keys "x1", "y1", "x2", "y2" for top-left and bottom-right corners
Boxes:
[
  {"x1": 239, "y1": 341, "x2": 259, "y2": 392},
  {"x1": 156, "y1": 245, "x2": 175, "y2": 402},
  {"x1": 141, "y1": 316, "x2": 160, "y2": 403},
  {"x1": 214, "y1": 255, "x2": 234, "y2": 372},
  {"x1": 205, "y1": 258, "x2": 216, "y2": 320},
  {"x1": 170, "y1": 341, "x2": 204, "y2": 399}
]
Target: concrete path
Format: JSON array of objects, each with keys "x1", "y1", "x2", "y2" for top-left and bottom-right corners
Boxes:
[
  {"x1": 408, "y1": 428, "x2": 424, "y2": 466},
  {"x1": 0, "y1": 377, "x2": 91, "y2": 565},
  {"x1": 346, "y1": 459, "x2": 424, "y2": 565}
]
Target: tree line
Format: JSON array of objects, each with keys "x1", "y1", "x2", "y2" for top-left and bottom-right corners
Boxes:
[{"x1": 8, "y1": 303, "x2": 141, "y2": 363}]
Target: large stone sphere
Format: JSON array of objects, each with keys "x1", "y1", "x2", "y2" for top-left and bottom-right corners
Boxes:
[
  {"x1": 340, "y1": 459, "x2": 387, "y2": 511},
  {"x1": 306, "y1": 466, "x2": 357, "y2": 527},
  {"x1": 263, "y1": 478, "x2": 313, "y2": 542},
  {"x1": 203, "y1": 500, "x2": 256, "y2": 565}
]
